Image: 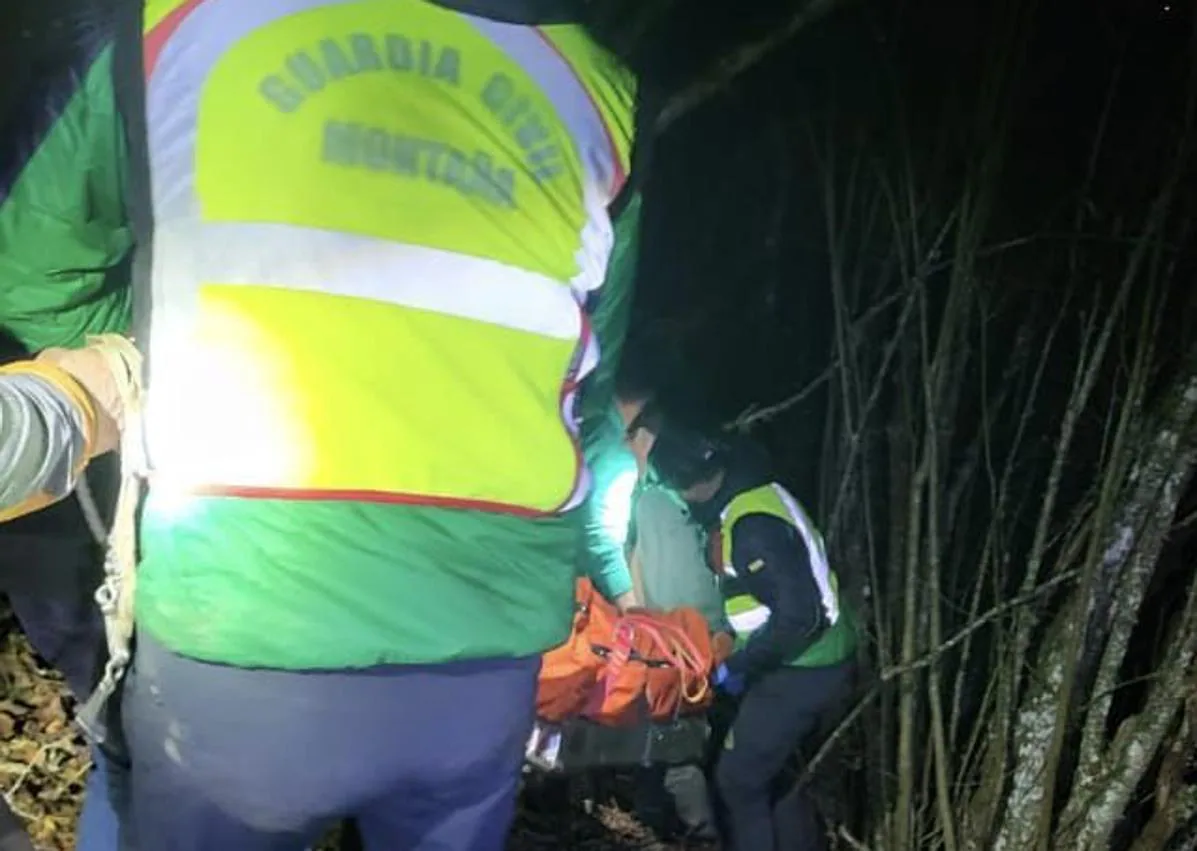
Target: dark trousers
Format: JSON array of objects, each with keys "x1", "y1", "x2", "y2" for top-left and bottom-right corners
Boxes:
[
  {"x1": 713, "y1": 662, "x2": 854, "y2": 851},
  {"x1": 7, "y1": 589, "x2": 104, "y2": 699},
  {"x1": 121, "y1": 633, "x2": 540, "y2": 851},
  {"x1": 1, "y1": 461, "x2": 125, "y2": 851},
  {"x1": 0, "y1": 799, "x2": 35, "y2": 851},
  {"x1": 1, "y1": 457, "x2": 117, "y2": 694}
]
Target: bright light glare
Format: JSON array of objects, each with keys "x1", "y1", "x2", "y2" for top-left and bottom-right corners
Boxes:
[
  {"x1": 600, "y1": 469, "x2": 638, "y2": 546},
  {"x1": 143, "y1": 315, "x2": 307, "y2": 498}
]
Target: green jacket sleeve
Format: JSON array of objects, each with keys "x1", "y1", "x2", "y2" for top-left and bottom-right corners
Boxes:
[
  {"x1": 580, "y1": 412, "x2": 638, "y2": 600},
  {"x1": 579, "y1": 191, "x2": 642, "y2": 430},
  {"x1": 0, "y1": 38, "x2": 132, "y2": 354},
  {"x1": 577, "y1": 192, "x2": 643, "y2": 600}
]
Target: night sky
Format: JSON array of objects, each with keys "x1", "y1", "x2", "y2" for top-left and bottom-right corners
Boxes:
[{"x1": 622, "y1": 0, "x2": 1192, "y2": 492}]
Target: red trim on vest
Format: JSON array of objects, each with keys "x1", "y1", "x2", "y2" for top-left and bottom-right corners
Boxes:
[
  {"x1": 549, "y1": 307, "x2": 593, "y2": 514},
  {"x1": 144, "y1": 0, "x2": 208, "y2": 79},
  {"x1": 182, "y1": 483, "x2": 555, "y2": 518},
  {"x1": 174, "y1": 308, "x2": 595, "y2": 521}
]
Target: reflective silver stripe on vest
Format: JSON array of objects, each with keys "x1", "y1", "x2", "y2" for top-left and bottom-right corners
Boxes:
[
  {"x1": 727, "y1": 603, "x2": 770, "y2": 635},
  {"x1": 152, "y1": 221, "x2": 584, "y2": 340},
  {"x1": 770, "y1": 484, "x2": 840, "y2": 624}
]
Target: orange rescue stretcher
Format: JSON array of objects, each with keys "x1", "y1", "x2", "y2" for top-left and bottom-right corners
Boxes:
[{"x1": 525, "y1": 579, "x2": 718, "y2": 773}]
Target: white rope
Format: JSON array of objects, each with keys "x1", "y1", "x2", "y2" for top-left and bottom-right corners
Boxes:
[
  {"x1": 77, "y1": 335, "x2": 146, "y2": 739},
  {"x1": 75, "y1": 473, "x2": 109, "y2": 548}
]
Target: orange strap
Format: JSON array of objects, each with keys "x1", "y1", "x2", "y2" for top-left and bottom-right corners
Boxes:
[
  {"x1": 622, "y1": 613, "x2": 712, "y2": 705},
  {"x1": 596, "y1": 613, "x2": 712, "y2": 709}
]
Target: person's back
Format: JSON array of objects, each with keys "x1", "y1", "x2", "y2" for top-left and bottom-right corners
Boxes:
[
  {"x1": 114, "y1": 1, "x2": 645, "y2": 846},
  {"x1": 1, "y1": 2, "x2": 648, "y2": 844},
  {"x1": 134, "y1": 0, "x2": 639, "y2": 672}
]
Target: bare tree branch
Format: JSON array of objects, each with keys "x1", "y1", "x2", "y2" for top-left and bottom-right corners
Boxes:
[{"x1": 656, "y1": 0, "x2": 848, "y2": 132}]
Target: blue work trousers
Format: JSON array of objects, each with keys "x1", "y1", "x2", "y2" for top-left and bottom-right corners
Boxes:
[
  {"x1": 714, "y1": 661, "x2": 855, "y2": 851},
  {"x1": 120, "y1": 633, "x2": 539, "y2": 851},
  {"x1": 77, "y1": 748, "x2": 125, "y2": 851}
]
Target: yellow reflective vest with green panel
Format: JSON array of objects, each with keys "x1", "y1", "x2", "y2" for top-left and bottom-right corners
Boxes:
[
  {"x1": 719, "y1": 484, "x2": 857, "y2": 667},
  {"x1": 132, "y1": 0, "x2": 641, "y2": 668},
  {"x1": 1, "y1": 0, "x2": 646, "y2": 670},
  {"x1": 142, "y1": 0, "x2": 633, "y2": 512}
]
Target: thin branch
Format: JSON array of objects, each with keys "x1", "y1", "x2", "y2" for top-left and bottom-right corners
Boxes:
[
  {"x1": 656, "y1": 0, "x2": 848, "y2": 131},
  {"x1": 878, "y1": 566, "x2": 1081, "y2": 682},
  {"x1": 728, "y1": 286, "x2": 909, "y2": 430},
  {"x1": 789, "y1": 567, "x2": 1082, "y2": 798},
  {"x1": 730, "y1": 367, "x2": 833, "y2": 430}
]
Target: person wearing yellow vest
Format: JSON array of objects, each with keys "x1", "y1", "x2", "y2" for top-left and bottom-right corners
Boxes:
[
  {"x1": 3, "y1": 0, "x2": 651, "y2": 847},
  {"x1": 616, "y1": 390, "x2": 858, "y2": 851}
]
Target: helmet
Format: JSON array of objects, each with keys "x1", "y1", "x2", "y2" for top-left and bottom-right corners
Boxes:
[{"x1": 647, "y1": 419, "x2": 724, "y2": 492}]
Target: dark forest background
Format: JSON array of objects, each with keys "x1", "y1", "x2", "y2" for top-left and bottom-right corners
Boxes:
[{"x1": 3, "y1": 1, "x2": 1197, "y2": 849}]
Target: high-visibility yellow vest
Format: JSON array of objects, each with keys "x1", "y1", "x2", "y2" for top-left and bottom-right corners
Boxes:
[
  {"x1": 139, "y1": 0, "x2": 636, "y2": 516},
  {"x1": 719, "y1": 483, "x2": 857, "y2": 667}
]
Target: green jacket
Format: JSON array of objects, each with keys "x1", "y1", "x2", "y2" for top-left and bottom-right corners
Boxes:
[
  {"x1": 2, "y1": 13, "x2": 644, "y2": 670},
  {"x1": 579, "y1": 410, "x2": 637, "y2": 601},
  {"x1": 0, "y1": 45, "x2": 131, "y2": 351}
]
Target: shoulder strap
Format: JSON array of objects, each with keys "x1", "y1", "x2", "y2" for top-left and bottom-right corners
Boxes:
[{"x1": 111, "y1": 3, "x2": 154, "y2": 382}]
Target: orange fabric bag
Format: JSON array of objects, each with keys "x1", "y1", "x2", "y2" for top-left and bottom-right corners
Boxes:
[
  {"x1": 537, "y1": 579, "x2": 716, "y2": 726},
  {"x1": 536, "y1": 579, "x2": 616, "y2": 722}
]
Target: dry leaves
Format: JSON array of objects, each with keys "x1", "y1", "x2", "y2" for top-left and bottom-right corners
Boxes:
[{"x1": 0, "y1": 612, "x2": 89, "y2": 851}]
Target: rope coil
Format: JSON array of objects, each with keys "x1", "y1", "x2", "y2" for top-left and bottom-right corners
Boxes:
[{"x1": 606, "y1": 613, "x2": 712, "y2": 707}]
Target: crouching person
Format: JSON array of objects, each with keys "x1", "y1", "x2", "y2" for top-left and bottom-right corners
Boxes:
[
  {"x1": 617, "y1": 392, "x2": 859, "y2": 851},
  {"x1": 623, "y1": 468, "x2": 732, "y2": 842},
  {"x1": 597, "y1": 378, "x2": 729, "y2": 841}
]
